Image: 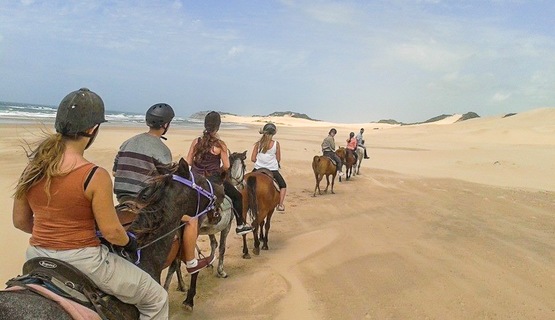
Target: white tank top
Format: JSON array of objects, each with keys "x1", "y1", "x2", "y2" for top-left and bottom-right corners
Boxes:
[{"x1": 254, "y1": 141, "x2": 279, "y2": 170}]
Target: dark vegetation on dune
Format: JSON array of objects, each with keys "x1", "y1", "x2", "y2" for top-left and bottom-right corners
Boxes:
[{"x1": 191, "y1": 110, "x2": 484, "y2": 125}]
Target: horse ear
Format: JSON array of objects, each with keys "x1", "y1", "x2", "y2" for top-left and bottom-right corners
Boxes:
[
  {"x1": 241, "y1": 150, "x2": 247, "y2": 159},
  {"x1": 177, "y1": 158, "x2": 191, "y2": 179}
]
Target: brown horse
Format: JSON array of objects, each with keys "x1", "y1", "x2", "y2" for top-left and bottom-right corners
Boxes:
[
  {"x1": 312, "y1": 155, "x2": 337, "y2": 196},
  {"x1": 342, "y1": 148, "x2": 357, "y2": 180},
  {"x1": 312, "y1": 148, "x2": 347, "y2": 196},
  {"x1": 228, "y1": 152, "x2": 280, "y2": 258}
]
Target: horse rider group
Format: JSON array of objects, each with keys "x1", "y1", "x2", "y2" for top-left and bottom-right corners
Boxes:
[
  {"x1": 321, "y1": 127, "x2": 369, "y2": 177},
  {"x1": 11, "y1": 88, "x2": 288, "y2": 319}
]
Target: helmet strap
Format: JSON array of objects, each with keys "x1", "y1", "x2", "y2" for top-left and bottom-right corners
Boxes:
[
  {"x1": 84, "y1": 125, "x2": 100, "y2": 150},
  {"x1": 161, "y1": 123, "x2": 170, "y2": 138}
]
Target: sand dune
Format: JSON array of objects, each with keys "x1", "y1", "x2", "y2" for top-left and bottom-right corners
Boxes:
[{"x1": 1, "y1": 107, "x2": 554, "y2": 319}]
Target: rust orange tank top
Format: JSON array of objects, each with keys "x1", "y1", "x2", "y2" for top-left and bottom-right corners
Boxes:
[{"x1": 27, "y1": 163, "x2": 101, "y2": 250}]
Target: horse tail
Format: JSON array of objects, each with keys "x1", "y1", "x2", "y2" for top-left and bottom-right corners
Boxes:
[
  {"x1": 312, "y1": 155, "x2": 320, "y2": 171},
  {"x1": 246, "y1": 175, "x2": 258, "y2": 223}
]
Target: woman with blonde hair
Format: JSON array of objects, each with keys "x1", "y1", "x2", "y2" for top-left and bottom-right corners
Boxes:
[
  {"x1": 12, "y1": 88, "x2": 168, "y2": 319},
  {"x1": 251, "y1": 123, "x2": 287, "y2": 212}
]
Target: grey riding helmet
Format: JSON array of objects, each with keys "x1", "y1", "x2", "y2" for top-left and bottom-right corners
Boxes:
[
  {"x1": 55, "y1": 88, "x2": 106, "y2": 135},
  {"x1": 262, "y1": 123, "x2": 277, "y2": 135},
  {"x1": 146, "y1": 103, "x2": 175, "y2": 128}
]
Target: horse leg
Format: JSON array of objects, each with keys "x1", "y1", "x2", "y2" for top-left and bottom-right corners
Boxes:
[
  {"x1": 242, "y1": 234, "x2": 251, "y2": 259},
  {"x1": 253, "y1": 223, "x2": 261, "y2": 255},
  {"x1": 331, "y1": 174, "x2": 336, "y2": 194},
  {"x1": 216, "y1": 224, "x2": 231, "y2": 278},
  {"x1": 317, "y1": 174, "x2": 324, "y2": 195},
  {"x1": 313, "y1": 172, "x2": 320, "y2": 197},
  {"x1": 164, "y1": 258, "x2": 187, "y2": 292},
  {"x1": 324, "y1": 175, "x2": 330, "y2": 193},
  {"x1": 175, "y1": 261, "x2": 186, "y2": 292},
  {"x1": 262, "y1": 214, "x2": 272, "y2": 250},
  {"x1": 182, "y1": 273, "x2": 198, "y2": 312}
]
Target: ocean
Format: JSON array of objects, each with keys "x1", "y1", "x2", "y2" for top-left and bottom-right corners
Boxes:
[{"x1": 0, "y1": 101, "x2": 244, "y2": 129}]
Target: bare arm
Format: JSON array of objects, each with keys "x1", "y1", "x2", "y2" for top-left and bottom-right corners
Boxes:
[
  {"x1": 13, "y1": 195, "x2": 34, "y2": 234},
  {"x1": 275, "y1": 141, "x2": 281, "y2": 163},
  {"x1": 186, "y1": 138, "x2": 198, "y2": 165},
  {"x1": 86, "y1": 167, "x2": 129, "y2": 246},
  {"x1": 251, "y1": 143, "x2": 259, "y2": 163},
  {"x1": 220, "y1": 143, "x2": 230, "y2": 171}
]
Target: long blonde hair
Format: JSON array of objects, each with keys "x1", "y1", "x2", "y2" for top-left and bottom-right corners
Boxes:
[
  {"x1": 256, "y1": 133, "x2": 274, "y2": 153},
  {"x1": 14, "y1": 132, "x2": 72, "y2": 200}
]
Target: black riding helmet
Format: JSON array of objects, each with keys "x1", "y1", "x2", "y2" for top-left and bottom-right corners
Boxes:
[
  {"x1": 146, "y1": 103, "x2": 175, "y2": 129},
  {"x1": 261, "y1": 123, "x2": 277, "y2": 135},
  {"x1": 55, "y1": 88, "x2": 106, "y2": 136}
]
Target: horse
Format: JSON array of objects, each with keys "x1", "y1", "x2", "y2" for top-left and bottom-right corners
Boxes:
[
  {"x1": 342, "y1": 147, "x2": 357, "y2": 180},
  {"x1": 311, "y1": 155, "x2": 337, "y2": 197},
  {"x1": 0, "y1": 158, "x2": 223, "y2": 319},
  {"x1": 162, "y1": 194, "x2": 233, "y2": 311},
  {"x1": 228, "y1": 151, "x2": 280, "y2": 259},
  {"x1": 355, "y1": 146, "x2": 364, "y2": 175}
]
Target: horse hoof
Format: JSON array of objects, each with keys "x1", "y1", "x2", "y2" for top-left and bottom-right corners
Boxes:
[
  {"x1": 253, "y1": 248, "x2": 260, "y2": 255},
  {"x1": 242, "y1": 254, "x2": 251, "y2": 259},
  {"x1": 217, "y1": 271, "x2": 228, "y2": 278},
  {"x1": 181, "y1": 302, "x2": 193, "y2": 312},
  {"x1": 262, "y1": 246, "x2": 268, "y2": 250}
]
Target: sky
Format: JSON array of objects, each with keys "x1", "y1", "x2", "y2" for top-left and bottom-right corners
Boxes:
[{"x1": 0, "y1": 0, "x2": 554, "y2": 123}]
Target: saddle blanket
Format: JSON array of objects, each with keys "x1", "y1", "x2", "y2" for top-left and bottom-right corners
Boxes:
[{"x1": 3, "y1": 284, "x2": 101, "y2": 320}]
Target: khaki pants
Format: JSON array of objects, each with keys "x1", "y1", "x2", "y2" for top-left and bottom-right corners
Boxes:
[{"x1": 26, "y1": 245, "x2": 168, "y2": 320}]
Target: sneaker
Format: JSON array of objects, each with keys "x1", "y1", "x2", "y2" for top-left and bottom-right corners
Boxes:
[
  {"x1": 236, "y1": 224, "x2": 253, "y2": 235},
  {"x1": 276, "y1": 204, "x2": 285, "y2": 212},
  {"x1": 186, "y1": 255, "x2": 216, "y2": 274}
]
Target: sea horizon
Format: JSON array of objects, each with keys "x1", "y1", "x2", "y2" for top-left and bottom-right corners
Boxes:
[{"x1": 0, "y1": 101, "x2": 246, "y2": 129}]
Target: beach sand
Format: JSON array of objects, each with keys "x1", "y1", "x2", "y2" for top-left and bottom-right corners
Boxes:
[{"x1": 1, "y1": 108, "x2": 554, "y2": 319}]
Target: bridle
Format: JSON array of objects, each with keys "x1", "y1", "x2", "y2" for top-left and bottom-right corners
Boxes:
[{"x1": 229, "y1": 157, "x2": 246, "y2": 190}]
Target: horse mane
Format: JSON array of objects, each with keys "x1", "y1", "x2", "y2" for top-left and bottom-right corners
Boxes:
[{"x1": 131, "y1": 162, "x2": 179, "y2": 244}]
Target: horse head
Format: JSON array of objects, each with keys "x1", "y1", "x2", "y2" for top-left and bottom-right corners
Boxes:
[
  {"x1": 130, "y1": 158, "x2": 223, "y2": 250},
  {"x1": 335, "y1": 147, "x2": 347, "y2": 162},
  {"x1": 229, "y1": 150, "x2": 247, "y2": 188}
]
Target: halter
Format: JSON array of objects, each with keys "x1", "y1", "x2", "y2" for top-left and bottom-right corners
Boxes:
[{"x1": 171, "y1": 171, "x2": 218, "y2": 218}]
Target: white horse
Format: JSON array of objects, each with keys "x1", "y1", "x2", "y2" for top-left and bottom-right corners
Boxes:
[{"x1": 355, "y1": 146, "x2": 364, "y2": 175}]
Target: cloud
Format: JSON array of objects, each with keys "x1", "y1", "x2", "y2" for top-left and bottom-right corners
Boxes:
[
  {"x1": 228, "y1": 45, "x2": 245, "y2": 57},
  {"x1": 492, "y1": 92, "x2": 511, "y2": 102}
]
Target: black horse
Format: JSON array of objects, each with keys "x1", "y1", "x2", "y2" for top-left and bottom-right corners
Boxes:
[{"x1": 0, "y1": 158, "x2": 223, "y2": 319}]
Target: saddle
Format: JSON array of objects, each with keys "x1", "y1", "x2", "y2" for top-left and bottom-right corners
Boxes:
[
  {"x1": 253, "y1": 168, "x2": 280, "y2": 191},
  {"x1": 6, "y1": 257, "x2": 139, "y2": 320},
  {"x1": 323, "y1": 156, "x2": 338, "y2": 167}
]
